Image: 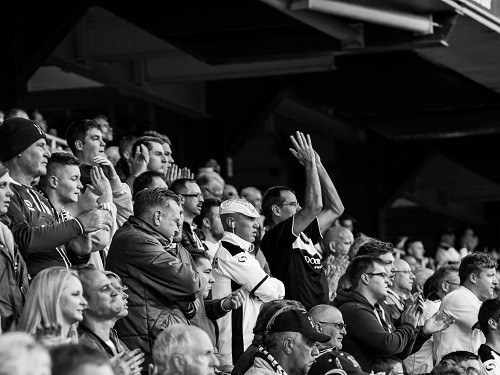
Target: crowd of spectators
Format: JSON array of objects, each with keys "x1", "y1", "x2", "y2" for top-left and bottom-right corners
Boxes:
[{"x1": 0, "y1": 110, "x2": 498, "y2": 375}]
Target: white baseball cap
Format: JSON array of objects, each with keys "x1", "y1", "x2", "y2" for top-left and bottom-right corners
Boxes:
[{"x1": 220, "y1": 199, "x2": 260, "y2": 218}]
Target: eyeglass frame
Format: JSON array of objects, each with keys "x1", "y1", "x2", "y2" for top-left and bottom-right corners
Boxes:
[
  {"x1": 444, "y1": 280, "x2": 460, "y2": 286},
  {"x1": 277, "y1": 201, "x2": 301, "y2": 208},
  {"x1": 316, "y1": 321, "x2": 347, "y2": 331},
  {"x1": 180, "y1": 192, "x2": 204, "y2": 199},
  {"x1": 364, "y1": 272, "x2": 389, "y2": 280}
]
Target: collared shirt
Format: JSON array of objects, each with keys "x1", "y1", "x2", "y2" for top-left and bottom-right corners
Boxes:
[
  {"x1": 203, "y1": 240, "x2": 220, "y2": 259},
  {"x1": 212, "y1": 232, "x2": 284, "y2": 364},
  {"x1": 434, "y1": 286, "x2": 484, "y2": 362}
]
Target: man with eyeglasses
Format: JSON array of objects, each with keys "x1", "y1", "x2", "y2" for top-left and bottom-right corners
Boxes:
[
  {"x1": 170, "y1": 178, "x2": 207, "y2": 255},
  {"x1": 261, "y1": 131, "x2": 344, "y2": 310},
  {"x1": 309, "y1": 305, "x2": 367, "y2": 375},
  {"x1": 334, "y1": 256, "x2": 425, "y2": 371},
  {"x1": 106, "y1": 188, "x2": 200, "y2": 369},
  {"x1": 77, "y1": 265, "x2": 145, "y2": 374},
  {"x1": 386, "y1": 259, "x2": 415, "y2": 321},
  {"x1": 434, "y1": 252, "x2": 498, "y2": 363}
]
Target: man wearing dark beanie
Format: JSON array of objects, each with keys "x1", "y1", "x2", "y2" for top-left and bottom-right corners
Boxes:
[{"x1": 0, "y1": 118, "x2": 113, "y2": 277}]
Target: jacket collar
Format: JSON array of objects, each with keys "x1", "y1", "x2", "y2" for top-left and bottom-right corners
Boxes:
[
  {"x1": 127, "y1": 216, "x2": 172, "y2": 247},
  {"x1": 222, "y1": 232, "x2": 254, "y2": 253}
]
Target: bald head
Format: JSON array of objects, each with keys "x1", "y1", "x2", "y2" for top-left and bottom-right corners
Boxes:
[
  {"x1": 412, "y1": 268, "x2": 434, "y2": 294},
  {"x1": 322, "y1": 226, "x2": 354, "y2": 256},
  {"x1": 309, "y1": 305, "x2": 345, "y2": 350},
  {"x1": 309, "y1": 304, "x2": 342, "y2": 322}
]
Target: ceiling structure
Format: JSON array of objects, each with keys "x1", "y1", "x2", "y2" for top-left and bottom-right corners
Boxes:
[{"x1": 3, "y1": 0, "x2": 500, "y2": 240}]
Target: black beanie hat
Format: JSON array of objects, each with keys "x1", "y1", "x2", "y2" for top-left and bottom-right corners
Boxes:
[{"x1": 0, "y1": 118, "x2": 47, "y2": 162}]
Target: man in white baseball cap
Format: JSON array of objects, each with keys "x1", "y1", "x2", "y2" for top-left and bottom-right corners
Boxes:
[{"x1": 212, "y1": 199, "x2": 285, "y2": 365}]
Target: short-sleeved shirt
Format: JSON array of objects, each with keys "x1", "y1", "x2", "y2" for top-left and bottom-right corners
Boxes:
[
  {"x1": 479, "y1": 344, "x2": 500, "y2": 375},
  {"x1": 260, "y1": 215, "x2": 327, "y2": 309}
]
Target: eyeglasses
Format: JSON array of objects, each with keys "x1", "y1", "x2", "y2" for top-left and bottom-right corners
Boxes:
[
  {"x1": 317, "y1": 321, "x2": 347, "y2": 331},
  {"x1": 365, "y1": 272, "x2": 389, "y2": 280},
  {"x1": 444, "y1": 280, "x2": 460, "y2": 286},
  {"x1": 277, "y1": 201, "x2": 301, "y2": 208},
  {"x1": 180, "y1": 193, "x2": 203, "y2": 199}
]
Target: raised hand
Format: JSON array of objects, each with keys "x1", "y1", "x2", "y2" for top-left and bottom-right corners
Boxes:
[
  {"x1": 87, "y1": 166, "x2": 112, "y2": 197},
  {"x1": 77, "y1": 209, "x2": 113, "y2": 233},
  {"x1": 289, "y1": 131, "x2": 316, "y2": 166},
  {"x1": 93, "y1": 155, "x2": 119, "y2": 181},
  {"x1": 422, "y1": 311, "x2": 455, "y2": 335},
  {"x1": 165, "y1": 164, "x2": 182, "y2": 187},
  {"x1": 130, "y1": 144, "x2": 149, "y2": 177},
  {"x1": 400, "y1": 298, "x2": 422, "y2": 328},
  {"x1": 180, "y1": 167, "x2": 194, "y2": 179}
]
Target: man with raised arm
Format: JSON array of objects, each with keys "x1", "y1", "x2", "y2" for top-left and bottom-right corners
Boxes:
[{"x1": 261, "y1": 131, "x2": 344, "y2": 309}]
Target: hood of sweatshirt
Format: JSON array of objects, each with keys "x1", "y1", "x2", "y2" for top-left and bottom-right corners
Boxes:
[{"x1": 333, "y1": 288, "x2": 376, "y2": 310}]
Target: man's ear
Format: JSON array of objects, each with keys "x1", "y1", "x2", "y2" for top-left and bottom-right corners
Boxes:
[
  {"x1": 283, "y1": 337, "x2": 293, "y2": 354},
  {"x1": 271, "y1": 204, "x2": 280, "y2": 217},
  {"x1": 154, "y1": 210, "x2": 162, "y2": 226},
  {"x1": 75, "y1": 140, "x2": 84, "y2": 152},
  {"x1": 49, "y1": 175, "x2": 58, "y2": 189},
  {"x1": 489, "y1": 318, "x2": 499, "y2": 331},
  {"x1": 329, "y1": 242, "x2": 336, "y2": 253},
  {"x1": 441, "y1": 281, "x2": 449, "y2": 294},
  {"x1": 202, "y1": 217, "x2": 211, "y2": 229},
  {"x1": 470, "y1": 272, "x2": 477, "y2": 284},
  {"x1": 171, "y1": 354, "x2": 186, "y2": 372}
]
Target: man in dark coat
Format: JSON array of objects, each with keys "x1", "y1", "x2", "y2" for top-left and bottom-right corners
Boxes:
[{"x1": 106, "y1": 188, "x2": 200, "y2": 368}]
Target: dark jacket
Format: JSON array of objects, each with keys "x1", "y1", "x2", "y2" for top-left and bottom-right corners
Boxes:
[
  {"x1": 333, "y1": 289, "x2": 418, "y2": 371},
  {"x1": 7, "y1": 182, "x2": 88, "y2": 276},
  {"x1": 0, "y1": 226, "x2": 29, "y2": 331},
  {"x1": 78, "y1": 323, "x2": 130, "y2": 358},
  {"x1": 106, "y1": 216, "x2": 201, "y2": 367},
  {"x1": 181, "y1": 222, "x2": 207, "y2": 255}
]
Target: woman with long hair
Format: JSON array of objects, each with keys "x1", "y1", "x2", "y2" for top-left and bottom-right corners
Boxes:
[
  {"x1": 17, "y1": 266, "x2": 87, "y2": 342},
  {"x1": 0, "y1": 162, "x2": 29, "y2": 331}
]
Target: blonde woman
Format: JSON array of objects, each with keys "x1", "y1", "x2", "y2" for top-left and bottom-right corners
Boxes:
[{"x1": 17, "y1": 266, "x2": 87, "y2": 342}]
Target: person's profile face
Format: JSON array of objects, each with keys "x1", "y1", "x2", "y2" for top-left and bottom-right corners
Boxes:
[
  {"x1": 0, "y1": 172, "x2": 13, "y2": 216},
  {"x1": 59, "y1": 276, "x2": 87, "y2": 326},
  {"x1": 474, "y1": 267, "x2": 498, "y2": 301},
  {"x1": 378, "y1": 252, "x2": 396, "y2": 287}
]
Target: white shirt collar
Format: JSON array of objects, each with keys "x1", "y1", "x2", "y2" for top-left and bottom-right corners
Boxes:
[{"x1": 222, "y1": 232, "x2": 254, "y2": 253}]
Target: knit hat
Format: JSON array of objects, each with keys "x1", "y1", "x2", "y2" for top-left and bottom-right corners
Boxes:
[{"x1": 0, "y1": 118, "x2": 46, "y2": 162}]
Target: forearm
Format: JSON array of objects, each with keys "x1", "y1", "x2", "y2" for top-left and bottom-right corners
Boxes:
[
  {"x1": 302, "y1": 160, "x2": 322, "y2": 215},
  {"x1": 317, "y1": 160, "x2": 344, "y2": 217}
]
